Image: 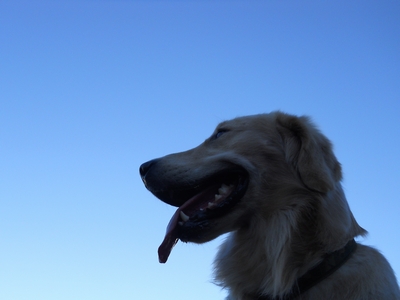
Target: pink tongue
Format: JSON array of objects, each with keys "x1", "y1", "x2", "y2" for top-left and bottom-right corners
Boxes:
[
  {"x1": 157, "y1": 207, "x2": 181, "y2": 263},
  {"x1": 157, "y1": 185, "x2": 219, "y2": 263}
]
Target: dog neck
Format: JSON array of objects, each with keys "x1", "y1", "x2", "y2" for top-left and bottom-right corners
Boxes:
[{"x1": 251, "y1": 239, "x2": 357, "y2": 300}]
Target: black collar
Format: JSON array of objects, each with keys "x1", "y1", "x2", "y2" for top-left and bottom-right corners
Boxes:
[{"x1": 255, "y1": 239, "x2": 357, "y2": 300}]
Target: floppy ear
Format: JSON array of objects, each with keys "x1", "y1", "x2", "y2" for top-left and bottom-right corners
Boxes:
[{"x1": 276, "y1": 113, "x2": 342, "y2": 193}]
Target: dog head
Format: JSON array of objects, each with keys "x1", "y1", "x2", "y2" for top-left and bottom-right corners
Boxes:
[{"x1": 140, "y1": 112, "x2": 365, "y2": 263}]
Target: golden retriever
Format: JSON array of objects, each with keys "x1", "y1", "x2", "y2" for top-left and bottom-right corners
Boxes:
[{"x1": 140, "y1": 111, "x2": 400, "y2": 299}]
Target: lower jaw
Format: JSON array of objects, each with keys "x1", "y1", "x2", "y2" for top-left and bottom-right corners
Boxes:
[
  {"x1": 178, "y1": 219, "x2": 213, "y2": 243},
  {"x1": 179, "y1": 180, "x2": 249, "y2": 242}
]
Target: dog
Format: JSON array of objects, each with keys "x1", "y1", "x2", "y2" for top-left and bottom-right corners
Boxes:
[{"x1": 140, "y1": 111, "x2": 400, "y2": 299}]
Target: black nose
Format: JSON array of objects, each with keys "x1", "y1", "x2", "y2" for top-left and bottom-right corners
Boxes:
[{"x1": 139, "y1": 159, "x2": 158, "y2": 178}]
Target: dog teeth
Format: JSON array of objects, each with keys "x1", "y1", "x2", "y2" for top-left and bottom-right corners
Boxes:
[
  {"x1": 208, "y1": 202, "x2": 217, "y2": 209},
  {"x1": 180, "y1": 211, "x2": 190, "y2": 222},
  {"x1": 214, "y1": 194, "x2": 223, "y2": 201},
  {"x1": 218, "y1": 184, "x2": 234, "y2": 196},
  {"x1": 181, "y1": 184, "x2": 235, "y2": 214},
  {"x1": 209, "y1": 184, "x2": 235, "y2": 208}
]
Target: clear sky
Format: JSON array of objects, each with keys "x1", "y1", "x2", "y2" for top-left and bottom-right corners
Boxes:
[{"x1": 1, "y1": 1, "x2": 399, "y2": 299}]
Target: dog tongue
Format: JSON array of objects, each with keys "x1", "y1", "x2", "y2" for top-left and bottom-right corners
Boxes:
[
  {"x1": 158, "y1": 185, "x2": 219, "y2": 263},
  {"x1": 158, "y1": 207, "x2": 181, "y2": 263}
]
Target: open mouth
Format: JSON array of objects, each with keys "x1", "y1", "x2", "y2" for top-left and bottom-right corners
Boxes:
[{"x1": 158, "y1": 169, "x2": 248, "y2": 263}]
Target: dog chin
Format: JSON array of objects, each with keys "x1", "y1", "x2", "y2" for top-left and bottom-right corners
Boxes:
[{"x1": 178, "y1": 215, "x2": 238, "y2": 244}]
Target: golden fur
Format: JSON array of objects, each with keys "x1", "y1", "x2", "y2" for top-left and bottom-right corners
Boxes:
[{"x1": 140, "y1": 112, "x2": 400, "y2": 299}]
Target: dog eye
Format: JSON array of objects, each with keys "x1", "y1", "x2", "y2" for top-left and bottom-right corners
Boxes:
[{"x1": 214, "y1": 129, "x2": 228, "y2": 139}]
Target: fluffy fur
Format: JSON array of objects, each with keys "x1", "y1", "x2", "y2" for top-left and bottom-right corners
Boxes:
[{"x1": 141, "y1": 112, "x2": 400, "y2": 299}]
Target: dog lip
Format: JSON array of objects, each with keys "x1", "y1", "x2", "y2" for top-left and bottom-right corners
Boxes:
[
  {"x1": 178, "y1": 175, "x2": 248, "y2": 236},
  {"x1": 155, "y1": 168, "x2": 248, "y2": 207},
  {"x1": 157, "y1": 184, "x2": 221, "y2": 263},
  {"x1": 157, "y1": 172, "x2": 248, "y2": 263}
]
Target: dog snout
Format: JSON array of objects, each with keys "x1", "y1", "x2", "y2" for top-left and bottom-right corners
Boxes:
[{"x1": 139, "y1": 159, "x2": 158, "y2": 179}]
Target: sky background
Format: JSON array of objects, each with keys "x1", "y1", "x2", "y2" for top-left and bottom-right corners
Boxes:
[{"x1": 1, "y1": 1, "x2": 399, "y2": 299}]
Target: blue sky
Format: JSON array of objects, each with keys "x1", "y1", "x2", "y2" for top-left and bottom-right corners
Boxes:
[{"x1": 1, "y1": 1, "x2": 399, "y2": 299}]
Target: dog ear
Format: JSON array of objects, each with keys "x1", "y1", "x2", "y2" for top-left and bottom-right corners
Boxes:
[{"x1": 276, "y1": 113, "x2": 342, "y2": 193}]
